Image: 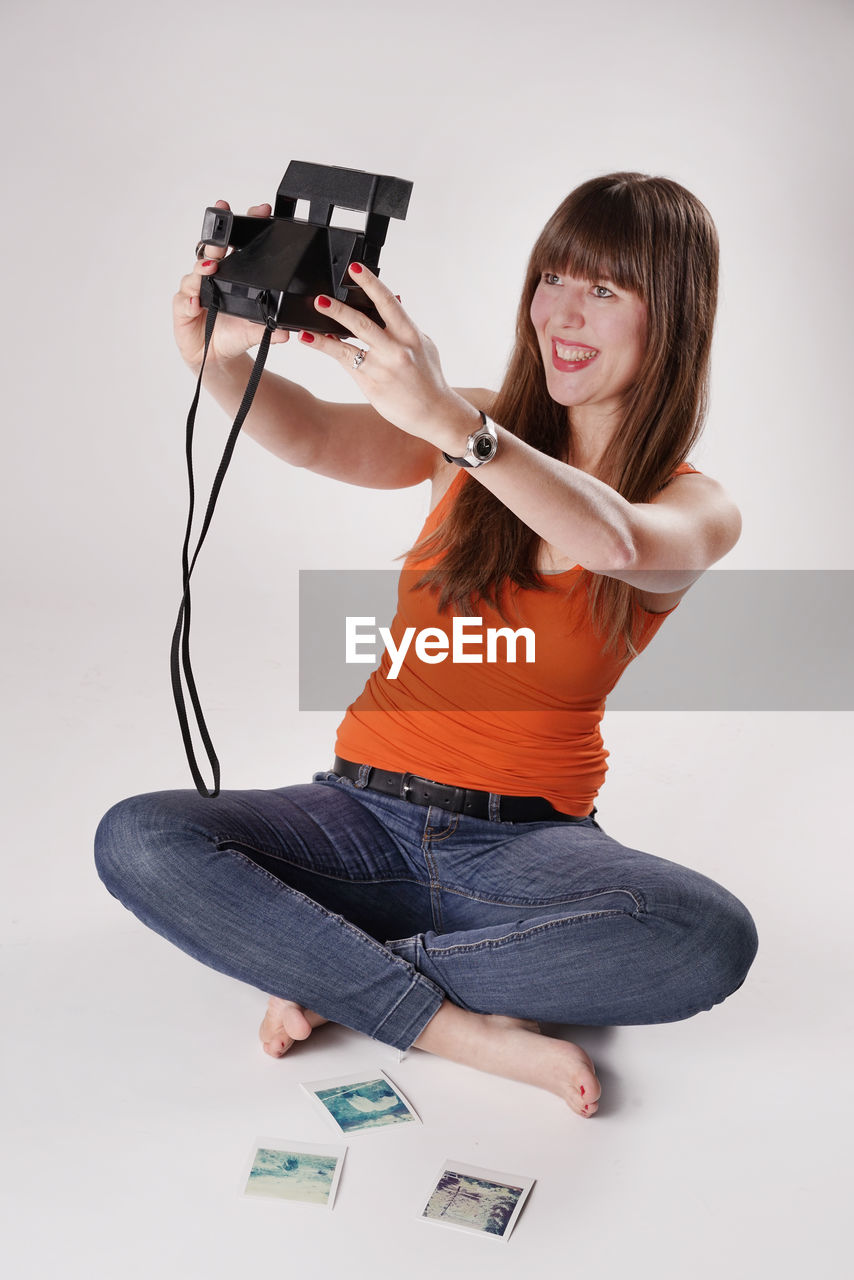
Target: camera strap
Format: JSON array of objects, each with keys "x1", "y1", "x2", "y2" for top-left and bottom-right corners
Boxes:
[{"x1": 171, "y1": 297, "x2": 274, "y2": 798}]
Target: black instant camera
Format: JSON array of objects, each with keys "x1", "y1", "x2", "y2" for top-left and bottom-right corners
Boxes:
[{"x1": 198, "y1": 160, "x2": 413, "y2": 336}]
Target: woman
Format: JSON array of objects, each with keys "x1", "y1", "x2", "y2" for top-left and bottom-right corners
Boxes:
[{"x1": 95, "y1": 173, "x2": 758, "y2": 1119}]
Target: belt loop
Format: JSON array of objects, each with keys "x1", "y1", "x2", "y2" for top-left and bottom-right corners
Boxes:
[
  {"x1": 355, "y1": 763, "x2": 372, "y2": 790},
  {"x1": 488, "y1": 791, "x2": 502, "y2": 823}
]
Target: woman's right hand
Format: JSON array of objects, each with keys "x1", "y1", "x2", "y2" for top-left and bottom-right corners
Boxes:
[{"x1": 173, "y1": 199, "x2": 291, "y2": 373}]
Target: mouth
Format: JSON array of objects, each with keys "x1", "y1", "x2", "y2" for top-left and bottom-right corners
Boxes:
[{"x1": 551, "y1": 340, "x2": 599, "y2": 372}]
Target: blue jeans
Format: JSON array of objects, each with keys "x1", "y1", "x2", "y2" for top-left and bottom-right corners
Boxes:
[{"x1": 94, "y1": 772, "x2": 758, "y2": 1051}]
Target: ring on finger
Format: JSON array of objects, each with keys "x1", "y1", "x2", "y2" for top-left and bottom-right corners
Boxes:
[
  {"x1": 352, "y1": 348, "x2": 367, "y2": 370},
  {"x1": 195, "y1": 240, "x2": 209, "y2": 260}
]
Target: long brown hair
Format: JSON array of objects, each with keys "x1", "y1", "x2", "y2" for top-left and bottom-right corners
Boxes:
[{"x1": 410, "y1": 172, "x2": 720, "y2": 658}]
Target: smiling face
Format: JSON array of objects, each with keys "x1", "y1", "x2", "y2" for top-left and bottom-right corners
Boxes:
[{"x1": 529, "y1": 269, "x2": 648, "y2": 422}]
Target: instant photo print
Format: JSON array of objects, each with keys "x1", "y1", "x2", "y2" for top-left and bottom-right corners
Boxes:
[
  {"x1": 241, "y1": 1139, "x2": 347, "y2": 1209},
  {"x1": 420, "y1": 1160, "x2": 536, "y2": 1242},
  {"x1": 198, "y1": 160, "x2": 413, "y2": 335},
  {"x1": 302, "y1": 1070, "x2": 421, "y2": 1135}
]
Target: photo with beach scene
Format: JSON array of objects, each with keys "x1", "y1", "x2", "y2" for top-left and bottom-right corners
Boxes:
[{"x1": 242, "y1": 1140, "x2": 346, "y2": 1207}]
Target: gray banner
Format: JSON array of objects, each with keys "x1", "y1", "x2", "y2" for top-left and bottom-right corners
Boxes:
[{"x1": 298, "y1": 570, "x2": 854, "y2": 711}]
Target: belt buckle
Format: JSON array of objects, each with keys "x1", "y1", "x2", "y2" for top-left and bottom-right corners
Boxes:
[{"x1": 400, "y1": 773, "x2": 465, "y2": 813}]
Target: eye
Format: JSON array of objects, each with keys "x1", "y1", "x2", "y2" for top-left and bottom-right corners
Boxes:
[
  {"x1": 592, "y1": 284, "x2": 614, "y2": 298},
  {"x1": 541, "y1": 271, "x2": 562, "y2": 286}
]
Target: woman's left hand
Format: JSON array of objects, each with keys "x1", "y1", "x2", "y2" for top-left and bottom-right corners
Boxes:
[{"x1": 298, "y1": 263, "x2": 477, "y2": 452}]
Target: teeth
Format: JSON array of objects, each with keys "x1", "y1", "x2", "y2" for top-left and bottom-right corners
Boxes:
[{"x1": 555, "y1": 344, "x2": 597, "y2": 362}]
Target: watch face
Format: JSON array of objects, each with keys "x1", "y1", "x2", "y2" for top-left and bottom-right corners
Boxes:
[{"x1": 473, "y1": 435, "x2": 496, "y2": 460}]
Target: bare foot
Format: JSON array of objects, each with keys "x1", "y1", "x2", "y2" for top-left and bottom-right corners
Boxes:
[
  {"x1": 259, "y1": 996, "x2": 329, "y2": 1058},
  {"x1": 414, "y1": 1004, "x2": 601, "y2": 1117}
]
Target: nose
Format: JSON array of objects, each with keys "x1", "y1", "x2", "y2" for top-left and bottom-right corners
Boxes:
[{"x1": 556, "y1": 282, "x2": 586, "y2": 329}]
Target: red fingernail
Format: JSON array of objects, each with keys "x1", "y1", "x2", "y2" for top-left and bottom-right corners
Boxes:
[
  {"x1": 583, "y1": 1104, "x2": 590, "y2": 1111},
  {"x1": 316, "y1": 295, "x2": 332, "y2": 308},
  {"x1": 349, "y1": 262, "x2": 363, "y2": 274},
  {"x1": 580, "y1": 1086, "x2": 586, "y2": 1097},
  {"x1": 202, "y1": 260, "x2": 214, "y2": 267},
  {"x1": 299, "y1": 331, "x2": 315, "y2": 343}
]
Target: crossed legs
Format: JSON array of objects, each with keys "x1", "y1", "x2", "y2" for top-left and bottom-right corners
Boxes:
[{"x1": 95, "y1": 778, "x2": 757, "y2": 1118}]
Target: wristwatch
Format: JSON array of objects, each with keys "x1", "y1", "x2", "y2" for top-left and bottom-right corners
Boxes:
[{"x1": 441, "y1": 410, "x2": 499, "y2": 468}]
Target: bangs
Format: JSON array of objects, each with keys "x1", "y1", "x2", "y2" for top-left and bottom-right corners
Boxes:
[{"x1": 531, "y1": 179, "x2": 652, "y2": 296}]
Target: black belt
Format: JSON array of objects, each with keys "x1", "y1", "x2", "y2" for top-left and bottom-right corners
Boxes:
[{"x1": 332, "y1": 757, "x2": 593, "y2": 824}]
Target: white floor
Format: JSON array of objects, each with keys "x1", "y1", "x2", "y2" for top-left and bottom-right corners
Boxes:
[{"x1": 2, "y1": 608, "x2": 851, "y2": 1279}]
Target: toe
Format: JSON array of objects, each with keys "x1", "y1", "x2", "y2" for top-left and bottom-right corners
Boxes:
[
  {"x1": 280, "y1": 1006, "x2": 312, "y2": 1041},
  {"x1": 259, "y1": 1014, "x2": 293, "y2": 1057},
  {"x1": 579, "y1": 1067, "x2": 601, "y2": 1102},
  {"x1": 260, "y1": 1021, "x2": 292, "y2": 1056},
  {"x1": 574, "y1": 1063, "x2": 601, "y2": 1115}
]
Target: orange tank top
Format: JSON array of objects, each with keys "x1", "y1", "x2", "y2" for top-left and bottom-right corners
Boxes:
[{"x1": 334, "y1": 463, "x2": 699, "y2": 816}]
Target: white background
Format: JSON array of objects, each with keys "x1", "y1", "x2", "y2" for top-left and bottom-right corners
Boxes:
[{"x1": 2, "y1": 1, "x2": 851, "y2": 1276}]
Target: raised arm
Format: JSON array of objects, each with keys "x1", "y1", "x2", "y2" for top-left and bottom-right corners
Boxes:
[{"x1": 301, "y1": 262, "x2": 742, "y2": 594}]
